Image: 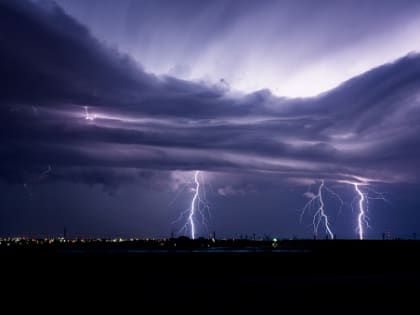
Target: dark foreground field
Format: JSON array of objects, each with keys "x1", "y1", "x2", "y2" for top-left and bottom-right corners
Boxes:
[{"x1": 1, "y1": 240, "x2": 419, "y2": 314}]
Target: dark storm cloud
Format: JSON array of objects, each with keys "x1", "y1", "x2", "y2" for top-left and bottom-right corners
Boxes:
[
  {"x1": 1, "y1": 0, "x2": 420, "y2": 188},
  {"x1": 0, "y1": 0, "x2": 159, "y2": 105}
]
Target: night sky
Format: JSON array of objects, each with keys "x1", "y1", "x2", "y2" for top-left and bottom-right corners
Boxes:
[{"x1": 1, "y1": 0, "x2": 420, "y2": 239}]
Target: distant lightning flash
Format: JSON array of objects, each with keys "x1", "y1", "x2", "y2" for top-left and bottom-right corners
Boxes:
[
  {"x1": 22, "y1": 165, "x2": 53, "y2": 197},
  {"x1": 302, "y1": 180, "x2": 339, "y2": 239},
  {"x1": 84, "y1": 106, "x2": 97, "y2": 121},
  {"x1": 174, "y1": 171, "x2": 210, "y2": 239},
  {"x1": 23, "y1": 183, "x2": 33, "y2": 197},
  {"x1": 39, "y1": 165, "x2": 52, "y2": 180}
]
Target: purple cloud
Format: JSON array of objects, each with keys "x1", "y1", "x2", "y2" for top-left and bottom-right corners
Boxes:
[{"x1": 1, "y1": 0, "x2": 420, "y2": 190}]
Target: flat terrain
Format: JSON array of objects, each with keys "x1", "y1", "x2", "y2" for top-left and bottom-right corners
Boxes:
[{"x1": 1, "y1": 240, "x2": 418, "y2": 314}]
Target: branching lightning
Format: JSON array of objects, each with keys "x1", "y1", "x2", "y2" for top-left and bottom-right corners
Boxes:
[
  {"x1": 173, "y1": 171, "x2": 210, "y2": 239},
  {"x1": 302, "y1": 180, "x2": 342, "y2": 239}
]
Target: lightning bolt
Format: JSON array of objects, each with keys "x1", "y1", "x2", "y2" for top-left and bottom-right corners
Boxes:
[
  {"x1": 173, "y1": 171, "x2": 210, "y2": 239},
  {"x1": 188, "y1": 171, "x2": 200, "y2": 239},
  {"x1": 340, "y1": 179, "x2": 388, "y2": 240},
  {"x1": 302, "y1": 180, "x2": 338, "y2": 239},
  {"x1": 354, "y1": 183, "x2": 366, "y2": 240}
]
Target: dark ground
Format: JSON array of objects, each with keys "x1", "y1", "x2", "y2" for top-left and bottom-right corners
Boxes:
[{"x1": 1, "y1": 240, "x2": 418, "y2": 314}]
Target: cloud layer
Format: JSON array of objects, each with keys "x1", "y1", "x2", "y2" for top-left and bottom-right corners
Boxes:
[
  {"x1": 1, "y1": 0, "x2": 420, "y2": 189},
  {"x1": 56, "y1": 0, "x2": 420, "y2": 97}
]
